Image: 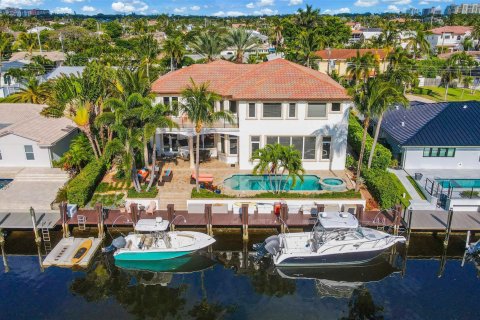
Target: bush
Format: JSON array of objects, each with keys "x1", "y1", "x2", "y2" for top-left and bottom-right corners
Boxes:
[
  {"x1": 191, "y1": 188, "x2": 234, "y2": 198},
  {"x1": 67, "y1": 159, "x2": 106, "y2": 207},
  {"x1": 345, "y1": 154, "x2": 356, "y2": 169},
  {"x1": 362, "y1": 169, "x2": 410, "y2": 209},
  {"x1": 127, "y1": 185, "x2": 158, "y2": 198},
  {"x1": 348, "y1": 114, "x2": 392, "y2": 170}
]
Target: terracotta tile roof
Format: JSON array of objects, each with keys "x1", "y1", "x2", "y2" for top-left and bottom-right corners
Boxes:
[
  {"x1": 315, "y1": 49, "x2": 389, "y2": 60},
  {"x1": 0, "y1": 104, "x2": 76, "y2": 146},
  {"x1": 429, "y1": 26, "x2": 472, "y2": 35},
  {"x1": 151, "y1": 59, "x2": 349, "y2": 101}
]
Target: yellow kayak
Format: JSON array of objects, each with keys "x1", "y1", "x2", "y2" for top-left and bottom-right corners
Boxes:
[{"x1": 71, "y1": 239, "x2": 93, "y2": 264}]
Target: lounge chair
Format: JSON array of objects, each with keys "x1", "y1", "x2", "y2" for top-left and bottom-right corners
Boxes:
[
  {"x1": 191, "y1": 171, "x2": 214, "y2": 184},
  {"x1": 162, "y1": 169, "x2": 173, "y2": 183}
]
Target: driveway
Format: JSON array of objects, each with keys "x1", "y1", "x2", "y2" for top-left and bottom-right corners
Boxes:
[{"x1": 0, "y1": 167, "x2": 68, "y2": 213}]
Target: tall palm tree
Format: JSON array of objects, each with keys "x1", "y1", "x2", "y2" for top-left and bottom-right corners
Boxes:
[
  {"x1": 406, "y1": 27, "x2": 431, "y2": 59},
  {"x1": 162, "y1": 35, "x2": 185, "y2": 71},
  {"x1": 136, "y1": 35, "x2": 160, "y2": 82},
  {"x1": 462, "y1": 76, "x2": 474, "y2": 98},
  {"x1": 225, "y1": 29, "x2": 259, "y2": 64},
  {"x1": 367, "y1": 79, "x2": 409, "y2": 169},
  {"x1": 270, "y1": 17, "x2": 284, "y2": 49},
  {"x1": 297, "y1": 30, "x2": 324, "y2": 68},
  {"x1": 190, "y1": 32, "x2": 226, "y2": 63},
  {"x1": 350, "y1": 78, "x2": 403, "y2": 190},
  {"x1": 346, "y1": 51, "x2": 364, "y2": 88},
  {"x1": 0, "y1": 32, "x2": 13, "y2": 73},
  {"x1": 178, "y1": 79, "x2": 234, "y2": 192},
  {"x1": 295, "y1": 4, "x2": 320, "y2": 29},
  {"x1": 14, "y1": 32, "x2": 37, "y2": 55},
  {"x1": 141, "y1": 100, "x2": 178, "y2": 191},
  {"x1": 4, "y1": 77, "x2": 50, "y2": 104}
]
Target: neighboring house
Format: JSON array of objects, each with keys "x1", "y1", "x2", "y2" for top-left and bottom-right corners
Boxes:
[
  {"x1": 0, "y1": 104, "x2": 78, "y2": 167},
  {"x1": 360, "y1": 28, "x2": 383, "y2": 42},
  {"x1": 151, "y1": 59, "x2": 351, "y2": 171},
  {"x1": 27, "y1": 26, "x2": 53, "y2": 34},
  {"x1": 0, "y1": 61, "x2": 26, "y2": 97},
  {"x1": 377, "y1": 101, "x2": 480, "y2": 170},
  {"x1": 9, "y1": 51, "x2": 66, "y2": 66},
  {"x1": 315, "y1": 49, "x2": 389, "y2": 76},
  {"x1": 426, "y1": 26, "x2": 473, "y2": 53},
  {"x1": 44, "y1": 66, "x2": 85, "y2": 81}
]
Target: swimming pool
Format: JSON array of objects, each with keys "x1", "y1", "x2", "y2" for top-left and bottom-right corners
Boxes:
[
  {"x1": 0, "y1": 179, "x2": 13, "y2": 189},
  {"x1": 436, "y1": 179, "x2": 480, "y2": 189},
  {"x1": 223, "y1": 174, "x2": 321, "y2": 191}
]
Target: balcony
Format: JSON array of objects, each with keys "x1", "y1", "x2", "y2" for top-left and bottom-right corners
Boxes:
[{"x1": 170, "y1": 115, "x2": 239, "y2": 129}]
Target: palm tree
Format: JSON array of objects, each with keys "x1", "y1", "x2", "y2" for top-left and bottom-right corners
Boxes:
[
  {"x1": 350, "y1": 78, "x2": 404, "y2": 190},
  {"x1": 440, "y1": 58, "x2": 458, "y2": 102},
  {"x1": 472, "y1": 23, "x2": 480, "y2": 50},
  {"x1": 297, "y1": 30, "x2": 324, "y2": 68},
  {"x1": 0, "y1": 32, "x2": 13, "y2": 73},
  {"x1": 462, "y1": 36, "x2": 474, "y2": 52},
  {"x1": 295, "y1": 4, "x2": 320, "y2": 29},
  {"x1": 14, "y1": 32, "x2": 37, "y2": 55},
  {"x1": 346, "y1": 51, "x2": 364, "y2": 88},
  {"x1": 178, "y1": 79, "x2": 234, "y2": 192},
  {"x1": 135, "y1": 35, "x2": 160, "y2": 82},
  {"x1": 190, "y1": 32, "x2": 226, "y2": 62},
  {"x1": 4, "y1": 77, "x2": 50, "y2": 104},
  {"x1": 462, "y1": 76, "x2": 474, "y2": 98},
  {"x1": 406, "y1": 27, "x2": 431, "y2": 59},
  {"x1": 251, "y1": 144, "x2": 305, "y2": 193},
  {"x1": 270, "y1": 17, "x2": 284, "y2": 49},
  {"x1": 225, "y1": 29, "x2": 259, "y2": 64},
  {"x1": 367, "y1": 79, "x2": 409, "y2": 169},
  {"x1": 162, "y1": 35, "x2": 185, "y2": 72},
  {"x1": 141, "y1": 100, "x2": 178, "y2": 191}
]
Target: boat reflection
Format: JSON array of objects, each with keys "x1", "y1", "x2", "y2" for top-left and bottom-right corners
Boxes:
[
  {"x1": 115, "y1": 254, "x2": 217, "y2": 286},
  {"x1": 276, "y1": 257, "x2": 401, "y2": 298}
]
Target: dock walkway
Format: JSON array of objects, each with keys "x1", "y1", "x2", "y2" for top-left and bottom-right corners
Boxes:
[
  {"x1": 0, "y1": 212, "x2": 59, "y2": 230},
  {"x1": 406, "y1": 209, "x2": 480, "y2": 231}
]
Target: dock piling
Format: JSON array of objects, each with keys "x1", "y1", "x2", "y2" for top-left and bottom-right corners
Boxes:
[
  {"x1": 30, "y1": 207, "x2": 41, "y2": 245},
  {"x1": 60, "y1": 202, "x2": 70, "y2": 238},
  {"x1": 406, "y1": 209, "x2": 413, "y2": 246},
  {"x1": 167, "y1": 204, "x2": 175, "y2": 231},
  {"x1": 443, "y1": 208, "x2": 454, "y2": 248},
  {"x1": 0, "y1": 229, "x2": 9, "y2": 273},
  {"x1": 242, "y1": 204, "x2": 249, "y2": 241},
  {"x1": 205, "y1": 204, "x2": 213, "y2": 236},
  {"x1": 95, "y1": 203, "x2": 104, "y2": 239}
]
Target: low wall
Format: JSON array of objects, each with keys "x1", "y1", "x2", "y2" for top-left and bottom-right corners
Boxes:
[{"x1": 449, "y1": 199, "x2": 480, "y2": 212}]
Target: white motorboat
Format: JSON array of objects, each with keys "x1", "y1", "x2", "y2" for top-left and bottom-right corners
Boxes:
[
  {"x1": 254, "y1": 212, "x2": 405, "y2": 267},
  {"x1": 106, "y1": 217, "x2": 215, "y2": 261}
]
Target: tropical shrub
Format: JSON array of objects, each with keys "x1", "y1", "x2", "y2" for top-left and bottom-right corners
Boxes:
[
  {"x1": 127, "y1": 185, "x2": 158, "y2": 198},
  {"x1": 362, "y1": 169, "x2": 409, "y2": 209},
  {"x1": 67, "y1": 159, "x2": 107, "y2": 206},
  {"x1": 348, "y1": 115, "x2": 392, "y2": 170}
]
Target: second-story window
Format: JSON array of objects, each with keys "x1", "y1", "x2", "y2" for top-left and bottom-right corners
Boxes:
[
  {"x1": 331, "y1": 103, "x2": 341, "y2": 112},
  {"x1": 262, "y1": 103, "x2": 282, "y2": 118},
  {"x1": 307, "y1": 103, "x2": 327, "y2": 118},
  {"x1": 230, "y1": 101, "x2": 237, "y2": 114},
  {"x1": 248, "y1": 103, "x2": 256, "y2": 118},
  {"x1": 163, "y1": 97, "x2": 169, "y2": 105},
  {"x1": 288, "y1": 103, "x2": 296, "y2": 118}
]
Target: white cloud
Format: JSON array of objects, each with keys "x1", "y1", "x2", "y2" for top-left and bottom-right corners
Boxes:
[
  {"x1": 386, "y1": 4, "x2": 400, "y2": 12},
  {"x1": 246, "y1": 2, "x2": 255, "y2": 8},
  {"x1": 419, "y1": 0, "x2": 451, "y2": 3},
  {"x1": 62, "y1": 0, "x2": 83, "y2": 3},
  {"x1": 323, "y1": 7, "x2": 351, "y2": 15},
  {"x1": 354, "y1": 0, "x2": 379, "y2": 7},
  {"x1": 111, "y1": 1, "x2": 148, "y2": 13},
  {"x1": 0, "y1": 0, "x2": 43, "y2": 8},
  {"x1": 81, "y1": 5, "x2": 96, "y2": 12},
  {"x1": 288, "y1": 0, "x2": 303, "y2": 5},
  {"x1": 253, "y1": 8, "x2": 278, "y2": 15},
  {"x1": 52, "y1": 7, "x2": 74, "y2": 14},
  {"x1": 213, "y1": 10, "x2": 245, "y2": 16},
  {"x1": 382, "y1": 0, "x2": 410, "y2": 4},
  {"x1": 256, "y1": 0, "x2": 274, "y2": 6},
  {"x1": 173, "y1": 7, "x2": 186, "y2": 13},
  {"x1": 190, "y1": 5, "x2": 200, "y2": 11}
]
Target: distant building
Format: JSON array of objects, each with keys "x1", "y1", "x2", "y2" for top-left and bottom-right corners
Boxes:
[
  {"x1": 422, "y1": 7, "x2": 442, "y2": 16},
  {"x1": 0, "y1": 7, "x2": 49, "y2": 17},
  {"x1": 315, "y1": 49, "x2": 389, "y2": 76},
  {"x1": 445, "y1": 3, "x2": 480, "y2": 15},
  {"x1": 426, "y1": 26, "x2": 474, "y2": 53},
  {"x1": 406, "y1": 8, "x2": 419, "y2": 16}
]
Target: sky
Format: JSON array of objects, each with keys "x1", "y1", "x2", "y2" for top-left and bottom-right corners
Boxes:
[{"x1": 0, "y1": 0, "x2": 477, "y2": 16}]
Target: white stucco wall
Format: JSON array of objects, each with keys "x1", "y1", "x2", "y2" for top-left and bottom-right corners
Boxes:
[
  {"x1": 0, "y1": 134, "x2": 52, "y2": 167},
  {"x1": 403, "y1": 147, "x2": 480, "y2": 170},
  {"x1": 237, "y1": 101, "x2": 350, "y2": 171}
]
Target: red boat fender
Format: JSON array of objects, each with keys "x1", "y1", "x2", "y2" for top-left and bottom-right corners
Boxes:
[{"x1": 274, "y1": 203, "x2": 281, "y2": 217}]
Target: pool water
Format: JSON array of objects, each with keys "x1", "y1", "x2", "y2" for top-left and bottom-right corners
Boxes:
[
  {"x1": 0, "y1": 179, "x2": 12, "y2": 189},
  {"x1": 224, "y1": 174, "x2": 320, "y2": 191},
  {"x1": 436, "y1": 179, "x2": 480, "y2": 189}
]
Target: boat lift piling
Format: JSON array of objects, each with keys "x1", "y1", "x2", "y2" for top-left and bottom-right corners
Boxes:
[
  {"x1": 167, "y1": 204, "x2": 175, "y2": 231},
  {"x1": 242, "y1": 203, "x2": 249, "y2": 241},
  {"x1": 280, "y1": 203, "x2": 288, "y2": 234},
  {"x1": 29, "y1": 207, "x2": 41, "y2": 245},
  {"x1": 0, "y1": 229, "x2": 9, "y2": 272},
  {"x1": 60, "y1": 202, "x2": 70, "y2": 238},
  {"x1": 204, "y1": 204, "x2": 213, "y2": 236},
  {"x1": 443, "y1": 208, "x2": 454, "y2": 248},
  {"x1": 95, "y1": 203, "x2": 104, "y2": 239},
  {"x1": 406, "y1": 209, "x2": 413, "y2": 247}
]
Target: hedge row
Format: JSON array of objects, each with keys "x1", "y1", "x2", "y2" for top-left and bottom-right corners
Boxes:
[
  {"x1": 67, "y1": 159, "x2": 107, "y2": 207},
  {"x1": 191, "y1": 189, "x2": 361, "y2": 199},
  {"x1": 362, "y1": 169, "x2": 410, "y2": 209},
  {"x1": 348, "y1": 114, "x2": 392, "y2": 170},
  {"x1": 127, "y1": 186, "x2": 158, "y2": 198}
]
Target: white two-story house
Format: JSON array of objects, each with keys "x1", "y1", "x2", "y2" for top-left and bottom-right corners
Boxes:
[
  {"x1": 426, "y1": 26, "x2": 473, "y2": 54},
  {"x1": 151, "y1": 59, "x2": 351, "y2": 171}
]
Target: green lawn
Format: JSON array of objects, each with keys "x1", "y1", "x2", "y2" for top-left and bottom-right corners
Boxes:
[
  {"x1": 406, "y1": 176, "x2": 427, "y2": 200},
  {"x1": 412, "y1": 86, "x2": 480, "y2": 102}
]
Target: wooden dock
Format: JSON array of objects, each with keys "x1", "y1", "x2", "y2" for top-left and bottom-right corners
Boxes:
[
  {"x1": 406, "y1": 209, "x2": 480, "y2": 231},
  {"x1": 0, "y1": 212, "x2": 59, "y2": 229},
  {"x1": 43, "y1": 237, "x2": 102, "y2": 268}
]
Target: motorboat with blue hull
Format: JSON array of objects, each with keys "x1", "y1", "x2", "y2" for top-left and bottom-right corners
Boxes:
[
  {"x1": 254, "y1": 211, "x2": 405, "y2": 267},
  {"x1": 105, "y1": 217, "x2": 215, "y2": 261}
]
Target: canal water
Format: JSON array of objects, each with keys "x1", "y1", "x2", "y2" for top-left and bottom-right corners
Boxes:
[{"x1": 1, "y1": 232, "x2": 479, "y2": 320}]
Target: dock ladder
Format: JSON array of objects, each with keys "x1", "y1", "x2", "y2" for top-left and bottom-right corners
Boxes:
[
  {"x1": 40, "y1": 223, "x2": 52, "y2": 254},
  {"x1": 77, "y1": 215, "x2": 86, "y2": 231}
]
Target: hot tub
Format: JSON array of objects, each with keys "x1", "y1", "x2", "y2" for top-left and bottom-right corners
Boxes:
[{"x1": 319, "y1": 178, "x2": 346, "y2": 191}]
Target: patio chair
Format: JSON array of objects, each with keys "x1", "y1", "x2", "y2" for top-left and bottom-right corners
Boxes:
[
  {"x1": 191, "y1": 171, "x2": 214, "y2": 184},
  {"x1": 162, "y1": 169, "x2": 173, "y2": 183},
  {"x1": 146, "y1": 201, "x2": 156, "y2": 215}
]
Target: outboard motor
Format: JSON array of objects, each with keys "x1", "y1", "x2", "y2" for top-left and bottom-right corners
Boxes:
[
  {"x1": 102, "y1": 236, "x2": 126, "y2": 253},
  {"x1": 467, "y1": 241, "x2": 480, "y2": 256},
  {"x1": 253, "y1": 235, "x2": 280, "y2": 262}
]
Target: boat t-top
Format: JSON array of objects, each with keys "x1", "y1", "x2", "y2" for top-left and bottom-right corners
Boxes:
[
  {"x1": 105, "y1": 217, "x2": 215, "y2": 261},
  {"x1": 254, "y1": 211, "x2": 405, "y2": 267}
]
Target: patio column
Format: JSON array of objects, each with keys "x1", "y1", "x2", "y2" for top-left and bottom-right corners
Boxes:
[{"x1": 188, "y1": 136, "x2": 194, "y2": 169}]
